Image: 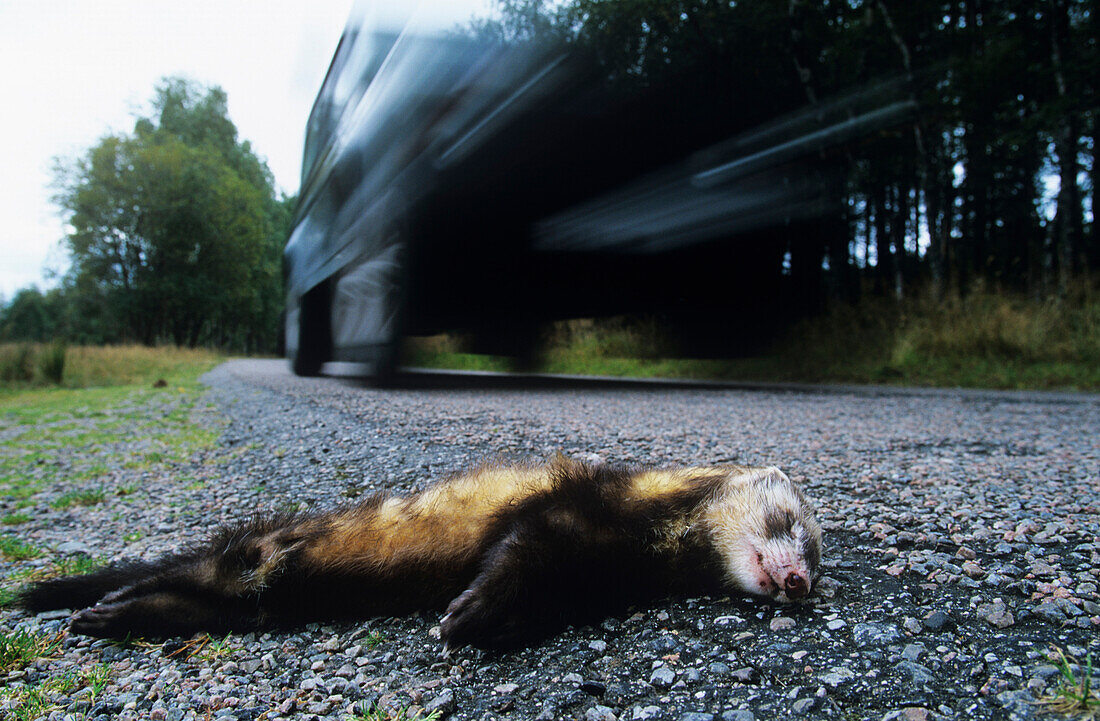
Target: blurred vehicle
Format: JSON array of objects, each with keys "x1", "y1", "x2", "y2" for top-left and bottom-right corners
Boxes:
[{"x1": 284, "y1": 2, "x2": 913, "y2": 379}]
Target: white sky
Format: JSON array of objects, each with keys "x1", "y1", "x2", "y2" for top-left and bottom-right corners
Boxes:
[{"x1": 0, "y1": 0, "x2": 356, "y2": 299}]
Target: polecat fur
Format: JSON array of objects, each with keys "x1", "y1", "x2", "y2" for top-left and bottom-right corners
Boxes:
[{"x1": 19, "y1": 456, "x2": 822, "y2": 650}]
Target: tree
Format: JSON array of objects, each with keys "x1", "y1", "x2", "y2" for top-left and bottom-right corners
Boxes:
[
  {"x1": 481, "y1": 0, "x2": 1096, "y2": 305},
  {"x1": 53, "y1": 77, "x2": 286, "y2": 351},
  {"x1": 0, "y1": 287, "x2": 59, "y2": 342}
]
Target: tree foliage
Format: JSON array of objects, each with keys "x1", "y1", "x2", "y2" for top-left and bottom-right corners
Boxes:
[
  {"x1": 47, "y1": 77, "x2": 289, "y2": 351},
  {"x1": 487, "y1": 0, "x2": 1098, "y2": 304}
]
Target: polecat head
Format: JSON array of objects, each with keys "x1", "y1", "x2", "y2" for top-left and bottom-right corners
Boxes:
[{"x1": 706, "y1": 466, "x2": 822, "y2": 603}]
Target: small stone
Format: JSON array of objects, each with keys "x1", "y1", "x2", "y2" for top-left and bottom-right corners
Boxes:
[
  {"x1": 35, "y1": 610, "x2": 72, "y2": 621},
  {"x1": 581, "y1": 680, "x2": 607, "y2": 696},
  {"x1": 922, "y1": 610, "x2": 951, "y2": 630},
  {"x1": 792, "y1": 698, "x2": 815, "y2": 714},
  {"x1": 996, "y1": 689, "x2": 1037, "y2": 718},
  {"x1": 962, "y1": 561, "x2": 985, "y2": 579},
  {"x1": 770, "y1": 617, "x2": 796, "y2": 631},
  {"x1": 424, "y1": 689, "x2": 455, "y2": 716},
  {"x1": 494, "y1": 683, "x2": 519, "y2": 694},
  {"x1": 826, "y1": 619, "x2": 847, "y2": 631},
  {"x1": 902, "y1": 644, "x2": 926, "y2": 662},
  {"x1": 896, "y1": 661, "x2": 936, "y2": 687},
  {"x1": 820, "y1": 667, "x2": 856, "y2": 687},
  {"x1": 586, "y1": 705, "x2": 617, "y2": 721},
  {"x1": 633, "y1": 706, "x2": 662, "y2": 720},
  {"x1": 679, "y1": 714, "x2": 714, "y2": 721},
  {"x1": 976, "y1": 603, "x2": 1015, "y2": 628},
  {"x1": 853, "y1": 622, "x2": 901, "y2": 645},
  {"x1": 721, "y1": 712, "x2": 755, "y2": 721},
  {"x1": 589, "y1": 640, "x2": 608, "y2": 653},
  {"x1": 730, "y1": 667, "x2": 758, "y2": 683},
  {"x1": 1032, "y1": 603, "x2": 1066, "y2": 624},
  {"x1": 649, "y1": 666, "x2": 676, "y2": 687}
]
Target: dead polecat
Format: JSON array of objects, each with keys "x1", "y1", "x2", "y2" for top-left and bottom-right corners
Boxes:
[{"x1": 19, "y1": 456, "x2": 822, "y2": 649}]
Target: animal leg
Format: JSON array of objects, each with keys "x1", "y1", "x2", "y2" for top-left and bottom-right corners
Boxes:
[
  {"x1": 70, "y1": 585, "x2": 257, "y2": 639},
  {"x1": 439, "y1": 517, "x2": 647, "y2": 650},
  {"x1": 17, "y1": 559, "x2": 167, "y2": 613}
]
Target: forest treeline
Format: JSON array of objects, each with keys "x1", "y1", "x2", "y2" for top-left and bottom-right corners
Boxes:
[
  {"x1": 1, "y1": 78, "x2": 293, "y2": 352},
  {"x1": 480, "y1": 0, "x2": 1097, "y2": 305}
]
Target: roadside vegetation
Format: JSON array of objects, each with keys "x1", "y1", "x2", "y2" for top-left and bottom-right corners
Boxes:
[
  {"x1": 0, "y1": 626, "x2": 110, "y2": 721},
  {"x1": 0, "y1": 346, "x2": 223, "y2": 615},
  {"x1": 0, "y1": 343, "x2": 222, "y2": 389},
  {"x1": 405, "y1": 287, "x2": 1100, "y2": 391}
]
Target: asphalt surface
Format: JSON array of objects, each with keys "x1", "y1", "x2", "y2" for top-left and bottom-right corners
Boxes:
[{"x1": 5, "y1": 359, "x2": 1099, "y2": 721}]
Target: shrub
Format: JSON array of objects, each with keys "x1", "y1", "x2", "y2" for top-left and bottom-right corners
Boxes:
[{"x1": 38, "y1": 341, "x2": 66, "y2": 384}]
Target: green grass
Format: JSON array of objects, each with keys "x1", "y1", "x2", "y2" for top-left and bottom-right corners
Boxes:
[
  {"x1": 0, "y1": 348, "x2": 225, "y2": 513},
  {"x1": 49, "y1": 488, "x2": 106, "y2": 510},
  {"x1": 0, "y1": 628, "x2": 61, "y2": 673},
  {"x1": 348, "y1": 702, "x2": 442, "y2": 721},
  {"x1": 1039, "y1": 647, "x2": 1099, "y2": 718},
  {"x1": 52, "y1": 554, "x2": 104, "y2": 576},
  {"x1": 0, "y1": 346, "x2": 226, "y2": 614},
  {"x1": 404, "y1": 288, "x2": 1100, "y2": 391},
  {"x1": 0, "y1": 535, "x2": 42, "y2": 561},
  {"x1": 0, "y1": 663, "x2": 110, "y2": 721}
]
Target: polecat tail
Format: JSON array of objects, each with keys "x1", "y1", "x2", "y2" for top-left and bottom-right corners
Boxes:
[{"x1": 18, "y1": 559, "x2": 171, "y2": 612}]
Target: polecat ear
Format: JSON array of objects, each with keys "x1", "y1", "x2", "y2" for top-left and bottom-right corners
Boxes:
[{"x1": 732, "y1": 465, "x2": 791, "y2": 489}]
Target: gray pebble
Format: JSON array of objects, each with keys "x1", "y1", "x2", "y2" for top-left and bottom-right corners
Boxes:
[{"x1": 649, "y1": 665, "x2": 676, "y2": 687}]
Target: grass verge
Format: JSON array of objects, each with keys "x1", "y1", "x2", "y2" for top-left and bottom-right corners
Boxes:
[
  {"x1": 404, "y1": 289, "x2": 1100, "y2": 391},
  {"x1": 0, "y1": 345, "x2": 225, "y2": 608},
  {"x1": 0, "y1": 343, "x2": 223, "y2": 389}
]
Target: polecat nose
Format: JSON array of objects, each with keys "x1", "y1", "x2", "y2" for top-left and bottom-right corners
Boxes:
[{"x1": 784, "y1": 572, "x2": 808, "y2": 599}]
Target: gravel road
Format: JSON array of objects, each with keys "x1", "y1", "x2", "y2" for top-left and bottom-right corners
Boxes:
[{"x1": 5, "y1": 358, "x2": 1100, "y2": 721}]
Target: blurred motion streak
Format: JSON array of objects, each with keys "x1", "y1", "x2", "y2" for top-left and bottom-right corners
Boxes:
[{"x1": 284, "y1": 0, "x2": 916, "y2": 380}]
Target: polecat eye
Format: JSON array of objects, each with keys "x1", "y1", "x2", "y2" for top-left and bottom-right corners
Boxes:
[{"x1": 763, "y1": 509, "x2": 796, "y2": 540}]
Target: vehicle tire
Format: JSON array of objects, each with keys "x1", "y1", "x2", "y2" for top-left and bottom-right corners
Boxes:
[
  {"x1": 290, "y1": 283, "x2": 331, "y2": 377},
  {"x1": 368, "y1": 233, "x2": 409, "y2": 387}
]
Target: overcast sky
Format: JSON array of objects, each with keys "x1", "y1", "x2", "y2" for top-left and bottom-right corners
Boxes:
[{"x1": 0, "y1": 0, "x2": 356, "y2": 299}]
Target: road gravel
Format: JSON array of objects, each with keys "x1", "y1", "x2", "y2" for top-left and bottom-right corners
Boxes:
[{"x1": 4, "y1": 358, "x2": 1099, "y2": 721}]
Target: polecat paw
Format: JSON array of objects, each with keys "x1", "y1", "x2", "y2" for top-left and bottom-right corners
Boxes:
[
  {"x1": 439, "y1": 586, "x2": 526, "y2": 650},
  {"x1": 70, "y1": 602, "x2": 133, "y2": 638}
]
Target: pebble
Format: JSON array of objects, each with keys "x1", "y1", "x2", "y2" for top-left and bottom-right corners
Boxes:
[
  {"x1": 976, "y1": 602, "x2": 1015, "y2": 628},
  {"x1": 770, "y1": 617, "x2": 796, "y2": 631},
  {"x1": 649, "y1": 666, "x2": 676, "y2": 687},
  {"x1": 922, "y1": 610, "x2": 952, "y2": 630}
]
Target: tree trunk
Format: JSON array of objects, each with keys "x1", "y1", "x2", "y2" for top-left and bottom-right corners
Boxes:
[
  {"x1": 876, "y1": 0, "x2": 944, "y2": 298},
  {"x1": 1049, "y1": 0, "x2": 1082, "y2": 294}
]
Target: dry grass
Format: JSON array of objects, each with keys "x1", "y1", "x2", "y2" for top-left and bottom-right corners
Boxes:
[
  {"x1": 1037, "y1": 647, "x2": 1099, "y2": 719},
  {"x1": 0, "y1": 344, "x2": 223, "y2": 389},
  {"x1": 401, "y1": 286, "x2": 1100, "y2": 390}
]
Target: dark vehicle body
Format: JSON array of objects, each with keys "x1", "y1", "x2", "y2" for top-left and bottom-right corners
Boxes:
[{"x1": 285, "y1": 6, "x2": 912, "y2": 378}]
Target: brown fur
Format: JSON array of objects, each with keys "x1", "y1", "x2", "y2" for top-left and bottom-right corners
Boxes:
[{"x1": 19, "y1": 456, "x2": 821, "y2": 649}]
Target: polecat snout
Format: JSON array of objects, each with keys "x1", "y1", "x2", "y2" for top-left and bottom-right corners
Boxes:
[{"x1": 19, "y1": 456, "x2": 822, "y2": 649}]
